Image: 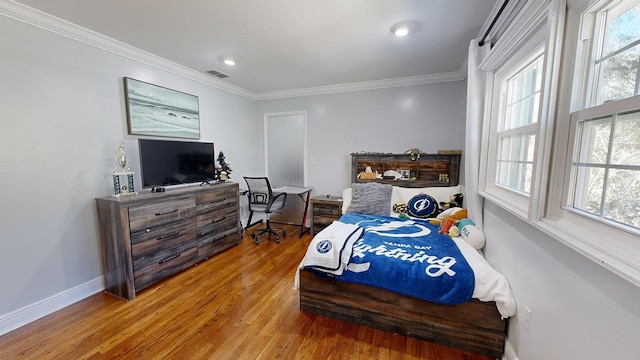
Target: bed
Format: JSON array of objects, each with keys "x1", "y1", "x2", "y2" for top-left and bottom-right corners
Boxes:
[{"x1": 295, "y1": 176, "x2": 515, "y2": 358}]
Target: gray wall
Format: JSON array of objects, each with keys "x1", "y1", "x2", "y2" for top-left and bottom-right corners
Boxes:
[
  {"x1": 483, "y1": 202, "x2": 640, "y2": 359},
  {"x1": 0, "y1": 15, "x2": 258, "y2": 320},
  {"x1": 255, "y1": 82, "x2": 466, "y2": 197}
]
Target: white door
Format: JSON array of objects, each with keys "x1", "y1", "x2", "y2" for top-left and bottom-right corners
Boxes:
[{"x1": 264, "y1": 111, "x2": 307, "y2": 224}]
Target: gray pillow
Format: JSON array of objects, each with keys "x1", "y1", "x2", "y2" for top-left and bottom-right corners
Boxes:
[{"x1": 346, "y1": 182, "x2": 392, "y2": 216}]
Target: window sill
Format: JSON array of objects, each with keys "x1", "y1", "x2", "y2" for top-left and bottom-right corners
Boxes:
[
  {"x1": 535, "y1": 217, "x2": 640, "y2": 288},
  {"x1": 479, "y1": 187, "x2": 529, "y2": 221},
  {"x1": 481, "y1": 189, "x2": 640, "y2": 288}
]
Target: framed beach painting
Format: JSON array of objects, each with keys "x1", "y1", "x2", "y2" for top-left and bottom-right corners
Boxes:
[{"x1": 124, "y1": 77, "x2": 200, "y2": 139}]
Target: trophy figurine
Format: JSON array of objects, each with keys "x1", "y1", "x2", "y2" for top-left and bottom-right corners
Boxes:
[
  {"x1": 116, "y1": 141, "x2": 128, "y2": 173},
  {"x1": 112, "y1": 140, "x2": 137, "y2": 196}
]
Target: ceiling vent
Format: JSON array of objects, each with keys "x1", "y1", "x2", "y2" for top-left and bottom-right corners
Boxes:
[{"x1": 206, "y1": 69, "x2": 229, "y2": 79}]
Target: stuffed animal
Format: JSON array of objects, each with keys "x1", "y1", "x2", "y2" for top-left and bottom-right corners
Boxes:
[
  {"x1": 430, "y1": 207, "x2": 468, "y2": 237},
  {"x1": 439, "y1": 193, "x2": 464, "y2": 210},
  {"x1": 392, "y1": 201, "x2": 410, "y2": 219},
  {"x1": 458, "y1": 218, "x2": 486, "y2": 249}
]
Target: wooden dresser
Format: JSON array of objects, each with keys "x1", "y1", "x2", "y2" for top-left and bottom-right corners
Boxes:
[{"x1": 95, "y1": 182, "x2": 240, "y2": 300}]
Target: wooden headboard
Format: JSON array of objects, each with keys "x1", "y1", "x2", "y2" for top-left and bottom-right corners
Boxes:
[{"x1": 351, "y1": 152, "x2": 461, "y2": 188}]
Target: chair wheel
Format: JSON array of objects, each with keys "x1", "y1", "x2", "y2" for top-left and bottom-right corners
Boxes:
[
  {"x1": 282, "y1": 231, "x2": 287, "y2": 237},
  {"x1": 275, "y1": 236, "x2": 280, "y2": 243}
]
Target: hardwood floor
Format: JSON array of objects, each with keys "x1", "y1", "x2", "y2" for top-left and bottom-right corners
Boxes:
[{"x1": 0, "y1": 224, "x2": 493, "y2": 360}]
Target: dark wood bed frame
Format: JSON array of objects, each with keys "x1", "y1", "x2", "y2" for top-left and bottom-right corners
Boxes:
[
  {"x1": 299, "y1": 270, "x2": 506, "y2": 358},
  {"x1": 298, "y1": 153, "x2": 507, "y2": 359}
]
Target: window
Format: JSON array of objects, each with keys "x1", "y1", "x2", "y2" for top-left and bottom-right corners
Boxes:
[
  {"x1": 569, "y1": 98, "x2": 640, "y2": 230},
  {"x1": 476, "y1": 0, "x2": 640, "y2": 283},
  {"x1": 478, "y1": 0, "x2": 556, "y2": 219},
  {"x1": 592, "y1": 1, "x2": 640, "y2": 105},
  {"x1": 497, "y1": 52, "x2": 544, "y2": 195},
  {"x1": 543, "y1": 0, "x2": 640, "y2": 285},
  {"x1": 565, "y1": 0, "x2": 640, "y2": 231}
]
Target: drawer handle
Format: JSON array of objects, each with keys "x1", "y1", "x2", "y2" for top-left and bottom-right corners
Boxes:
[
  {"x1": 158, "y1": 253, "x2": 181, "y2": 264},
  {"x1": 209, "y1": 198, "x2": 226, "y2": 204},
  {"x1": 208, "y1": 236, "x2": 222, "y2": 244},
  {"x1": 211, "y1": 216, "x2": 228, "y2": 224},
  {"x1": 155, "y1": 209, "x2": 179, "y2": 216},
  {"x1": 156, "y1": 231, "x2": 180, "y2": 240}
]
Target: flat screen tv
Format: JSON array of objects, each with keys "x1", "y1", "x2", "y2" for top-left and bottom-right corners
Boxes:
[{"x1": 138, "y1": 139, "x2": 215, "y2": 189}]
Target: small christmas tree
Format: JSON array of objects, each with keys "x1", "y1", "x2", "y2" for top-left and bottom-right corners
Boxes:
[{"x1": 216, "y1": 151, "x2": 232, "y2": 180}]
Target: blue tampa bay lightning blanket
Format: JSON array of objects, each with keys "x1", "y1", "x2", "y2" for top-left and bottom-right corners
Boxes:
[{"x1": 324, "y1": 213, "x2": 475, "y2": 305}]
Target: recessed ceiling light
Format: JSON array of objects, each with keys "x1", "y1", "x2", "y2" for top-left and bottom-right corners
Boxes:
[
  {"x1": 223, "y1": 58, "x2": 235, "y2": 66},
  {"x1": 390, "y1": 22, "x2": 414, "y2": 37}
]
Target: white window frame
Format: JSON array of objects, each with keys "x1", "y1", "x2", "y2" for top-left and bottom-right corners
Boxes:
[
  {"x1": 479, "y1": 0, "x2": 562, "y2": 222},
  {"x1": 542, "y1": 0, "x2": 640, "y2": 286}
]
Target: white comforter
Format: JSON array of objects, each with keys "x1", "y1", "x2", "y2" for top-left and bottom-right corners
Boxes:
[{"x1": 451, "y1": 237, "x2": 516, "y2": 318}]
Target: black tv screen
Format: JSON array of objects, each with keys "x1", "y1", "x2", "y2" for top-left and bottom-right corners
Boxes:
[{"x1": 138, "y1": 139, "x2": 215, "y2": 188}]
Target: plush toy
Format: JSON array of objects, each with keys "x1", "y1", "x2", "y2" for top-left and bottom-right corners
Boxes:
[
  {"x1": 448, "y1": 224, "x2": 460, "y2": 238},
  {"x1": 439, "y1": 193, "x2": 464, "y2": 210},
  {"x1": 430, "y1": 207, "x2": 468, "y2": 237},
  {"x1": 458, "y1": 218, "x2": 486, "y2": 249},
  {"x1": 392, "y1": 201, "x2": 410, "y2": 219}
]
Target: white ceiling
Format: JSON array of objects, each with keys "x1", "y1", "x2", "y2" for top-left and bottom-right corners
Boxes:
[{"x1": 14, "y1": 0, "x2": 497, "y2": 95}]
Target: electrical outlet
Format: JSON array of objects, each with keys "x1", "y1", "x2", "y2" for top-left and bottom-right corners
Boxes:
[{"x1": 523, "y1": 305, "x2": 532, "y2": 333}]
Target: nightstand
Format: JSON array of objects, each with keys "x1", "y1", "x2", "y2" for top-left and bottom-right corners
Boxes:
[{"x1": 311, "y1": 195, "x2": 343, "y2": 235}]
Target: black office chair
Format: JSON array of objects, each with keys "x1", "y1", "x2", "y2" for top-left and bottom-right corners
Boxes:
[{"x1": 244, "y1": 177, "x2": 287, "y2": 244}]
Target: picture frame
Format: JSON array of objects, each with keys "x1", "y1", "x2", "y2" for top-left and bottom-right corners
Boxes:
[
  {"x1": 397, "y1": 169, "x2": 411, "y2": 180},
  {"x1": 124, "y1": 77, "x2": 200, "y2": 139}
]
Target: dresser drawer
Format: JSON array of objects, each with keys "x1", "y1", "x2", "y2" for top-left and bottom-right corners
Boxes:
[
  {"x1": 197, "y1": 211, "x2": 239, "y2": 238},
  {"x1": 312, "y1": 216, "x2": 337, "y2": 235},
  {"x1": 128, "y1": 196, "x2": 195, "y2": 233},
  {"x1": 313, "y1": 203, "x2": 341, "y2": 217},
  {"x1": 133, "y1": 239, "x2": 197, "y2": 290},
  {"x1": 313, "y1": 215, "x2": 337, "y2": 227},
  {"x1": 198, "y1": 232, "x2": 239, "y2": 259},
  {"x1": 196, "y1": 188, "x2": 238, "y2": 215},
  {"x1": 130, "y1": 218, "x2": 197, "y2": 258},
  {"x1": 197, "y1": 208, "x2": 238, "y2": 233}
]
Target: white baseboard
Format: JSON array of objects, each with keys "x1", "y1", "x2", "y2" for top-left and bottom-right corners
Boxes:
[
  {"x1": 503, "y1": 337, "x2": 519, "y2": 360},
  {"x1": 0, "y1": 277, "x2": 104, "y2": 336}
]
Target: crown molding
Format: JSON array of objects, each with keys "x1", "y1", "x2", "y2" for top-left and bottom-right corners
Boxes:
[
  {"x1": 254, "y1": 71, "x2": 466, "y2": 101},
  {"x1": 0, "y1": 0, "x2": 256, "y2": 100}
]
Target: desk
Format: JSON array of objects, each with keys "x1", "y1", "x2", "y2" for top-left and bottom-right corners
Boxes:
[{"x1": 272, "y1": 185, "x2": 313, "y2": 237}]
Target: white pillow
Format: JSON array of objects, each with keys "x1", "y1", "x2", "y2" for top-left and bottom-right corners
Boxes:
[
  {"x1": 342, "y1": 185, "x2": 462, "y2": 215},
  {"x1": 342, "y1": 188, "x2": 353, "y2": 214}
]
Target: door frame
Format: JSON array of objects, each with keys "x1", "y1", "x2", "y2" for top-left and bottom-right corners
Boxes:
[{"x1": 263, "y1": 110, "x2": 308, "y2": 186}]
